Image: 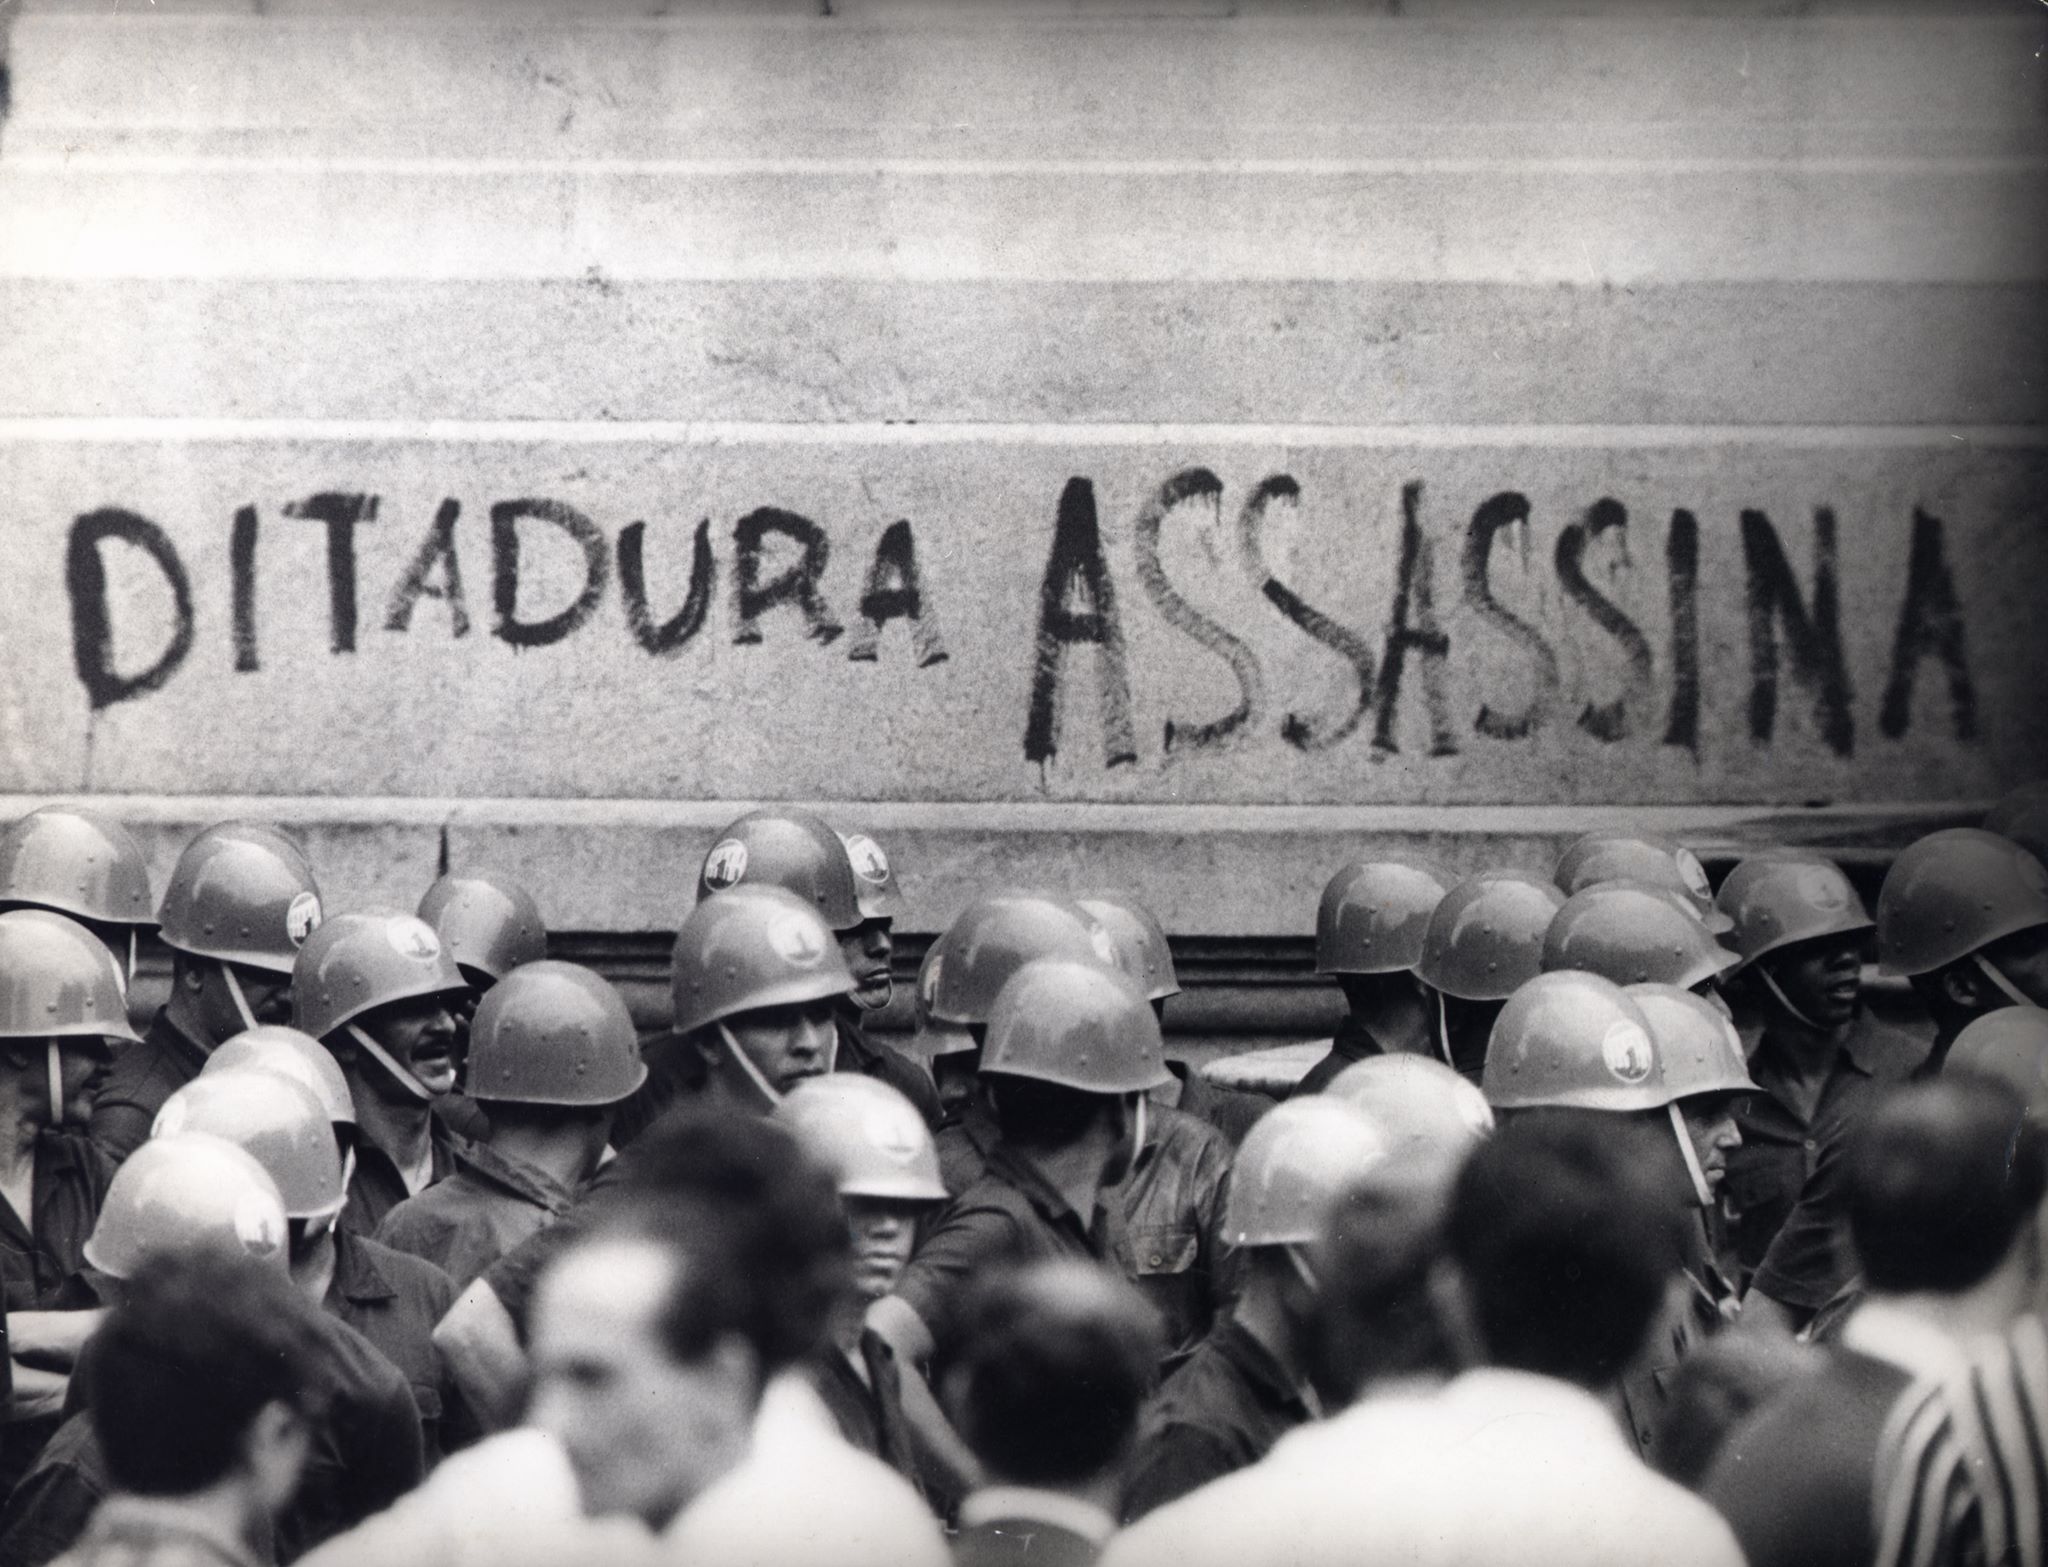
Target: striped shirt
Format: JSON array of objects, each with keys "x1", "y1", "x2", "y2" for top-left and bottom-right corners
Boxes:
[{"x1": 1873, "y1": 1312, "x2": 2047, "y2": 1567}]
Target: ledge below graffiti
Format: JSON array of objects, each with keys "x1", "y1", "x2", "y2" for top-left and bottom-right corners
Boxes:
[{"x1": 5, "y1": 441, "x2": 2042, "y2": 805}]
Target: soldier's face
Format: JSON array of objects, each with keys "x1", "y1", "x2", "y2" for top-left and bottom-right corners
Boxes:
[
  {"x1": 838, "y1": 920, "x2": 894, "y2": 1012},
  {"x1": 358, "y1": 993, "x2": 461, "y2": 1098},
  {"x1": 1676, "y1": 1097, "x2": 1743, "y2": 1200},
  {"x1": 845, "y1": 1198, "x2": 920, "y2": 1301},
  {"x1": 1981, "y1": 924, "x2": 2048, "y2": 1009},
  {"x1": 724, "y1": 997, "x2": 838, "y2": 1094},
  {"x1": 193, "y1": 960, "x2": 293, "y2": 1042},
  {"x1": 1761, "y1": 933, "x2": 1864, "y2": 1030}
]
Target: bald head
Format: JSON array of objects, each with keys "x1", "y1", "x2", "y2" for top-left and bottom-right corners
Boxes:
[{"x1": 1848, "y1": 1076, "x2": 2047, "y2": 1295}]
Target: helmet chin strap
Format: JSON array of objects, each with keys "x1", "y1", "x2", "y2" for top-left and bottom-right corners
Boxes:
[
  {"x1": 345, "y1": 1022, "x2": 435, "y2": 1103},
  {"x1": 1974, "y1": 954, "x2": 2040, "y2": 1011},
  {"x1": 1669, "y1": 1101, "x2": 1715, "y2": 1210},
  {"x1": 1436, "y1": 989, "x2": 1457, "y2": 1071},
  {"x1": 221, "y1": 964, "x2": 260, "y2": 1035},
  {"x1": 715, "y1": 1021, "x2": 786, "y2": 1110},
  {"x1": 126, "y1": 930, "x2": 137, "y2": 986},
  {"x1": 1757, "y1": 965, "x2": 1823, "y2": 1032},
  {"x1": 46, "y1": 1042, "x2": 68, "y2": 1127}
]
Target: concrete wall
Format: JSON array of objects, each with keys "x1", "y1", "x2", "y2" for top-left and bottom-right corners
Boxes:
[{"x1": 1, "y1": 0, "x2": 2043, "y2": 943}]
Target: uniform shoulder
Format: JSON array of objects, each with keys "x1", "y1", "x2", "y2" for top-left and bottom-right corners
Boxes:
[{"x1": 349, "y1": 1232, "x2": 458, "y2": 1314}]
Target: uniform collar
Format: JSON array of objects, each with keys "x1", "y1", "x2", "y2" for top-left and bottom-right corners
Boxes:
[
  {"x1": 959, "y1": 1487, "x2": 1117, "y2": 1546},
  {"x1": 149, "y1": 1004, "x2": 214, "y2": 1073},
  {"x1": 76, "y1": 1495, "x2": 265, "y2": 1567},
  {"x1": 454, "y1": 1140, "x2": 579, "y2": 1215},
  {"x1": 1215, "y1": 1317, "x2": 1319, "y2": 1420},
  {"x1": 1841, "y1": 1298, "x2": 1975, "y2": 1384},
  {"x1": 986, "y1": 1141, "x2": 1105, "y2": 1245},
  {"x1": 329, "y1": 1226, "x2": 398, "y2": 1305}
]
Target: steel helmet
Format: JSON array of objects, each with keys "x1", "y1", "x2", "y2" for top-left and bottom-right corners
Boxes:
[
  {"x1": 0, "y1": 805, "x2": 155, "y2": 928},
  {"x1": 417, "y1": 874, "x2": 547, "y2": 984},
  {"x1": 202, "y1": 1025, "x2": 355, "y2": 1127},
  {"x1": 912, "y1": 942, "x2": 978, "y2": 1059},
  {"x1": 0, "y1": 909, "x2": 139, "y2": 1050},
  {"x1": 1877, "y1": 829, "x2": 2048, "y2": 977},
  {"x1": 839, "y1": 832, "x2": 908, "y2": 923},
  {"x1": 1325, "y1": 1054, "x2": 1494, "y2": 1162},
  {"x1": 697, "y1": 808, "x2": 862, "y2": 933},
  {"x1": 157, "y1": 822, "x2": 323, "y2": 975},
  {"x1": 1985, "y1": 783, "x2": 2048, "y2": 866},
  {"x1": 1554, "y1": 832, "x2": 1728, "y2": 933},
  {"x1": 1482, "y1": 971, "x2": 1667, "y2": 1113},
  {"x1": 84, "y1": 1133, "x2": 290, "y2": 1279},
  {"x1": 1946, "y1": 1007, "x2": 2048, "y2": 1119},
  {"x1": 468, "y1": 961, "x2": 647, "y2": 1107},
  {"x1": 921, "y1": 892, "x2": 1115, "y2": 1028},
  {"x1": 980, "y1": 958, "x2": 1172, "y2": 1095},
  {"x1": 153, "y1": 1071, "x2": 345, "y2": 1222},
  {"x1": 671, "y1": 884, "x2": 855, "y2": 1037},
  {"x1": 1625, "y1": 984, "x2": 1757, "y2": 1102},
  {"x1": 1541, "y1": 884, "x2": 1739, "y2": 991},
  {"x1": 1715, "y1": 854, "x2": 1872, "y2": 974},
  {"x1": 1415, "y1": 872, "x2": 1565, "y2": 1002},
  {"x1": 1315, "y1": 857, "x2": 1451, "y2": 976},
  {"x1": 774, "y1": 1074, "x2": 947, "y2": 1203},
  {"x1": 1077, "y1": 894, "x2": 1180, "y2": 1001},
  {"x1": 293, "y1": 912, "x2": 468, "y2": 1041},
  {"x1": 1223, "y1": 1097, "x2": 1390, "y2": 1249}
]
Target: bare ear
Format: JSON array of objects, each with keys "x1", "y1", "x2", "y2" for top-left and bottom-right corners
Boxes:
[
  {"x1": 1939, "y1": 960, "x2": 1987, "y2": 1012},
  {"x1": 175, "y1": 956, "x2": 207, "y2": 995}
]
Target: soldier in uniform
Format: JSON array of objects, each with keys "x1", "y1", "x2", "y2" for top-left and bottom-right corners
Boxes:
[
  {"x1": 1412, "y1": 871, "x2": 1564, "y2": 1081},
  {"x1": 1292, "y1": 859, "x2": 1449, "y2": 1097},
  {"x1": 0, "y1": 806, "x2": 157, "y2": 992},
  {"x1": 293, "y1": 913, "x2": 473, "y2": 1238},
  {"x1": 693, "y1": 809, "x2": 939, "y2": 1126},
  {"x1": 377, "y1": 962, "x2": 643, "y2": 1291},
  {"x1": 1121, "y1": 1097, "x2": 1387, "y2": 1521},
  {"x1": 90, "y1": 822, "x2": 323, "y2": 1163},
  {"x1": 415, "y1": 872, "x2": 548, "y2": 1085},
  {"x1": 1482, "y1": 971, "x2": 1755, "y2": 1460}
]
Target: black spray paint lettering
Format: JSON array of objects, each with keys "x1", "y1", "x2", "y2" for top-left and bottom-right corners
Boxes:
[
  {"x1": 1133, "y1": 468, "x2": 1262, "y2": 755},
  {"x1": 1662, "y1": 510, "x2": 1701, "y2": 753},
  {"x1": 491, "y1": 500, "x2": 610, "y2": 650},
  {"x1": 1023, "y1": 478, "x2": 1138, "y2": 770},
  {"x1": 1236, "y1": 476, "x2": 1379, "y2": 753},
  {"x1": 230, "y1": 505, "x2": 260, "y2": 673},
  {"x1": 733, "y1": 509, "x2": 842, "y2": 646},
  {"x1": 1740, "y1": 508, "x2": 1854, "y2": 756},
  {"x1": 65, "y1": 510, "x2": 196, "y2": 712},
  {"x1": 1880, "y1": 508, "x2": 1976, "y2": 742},
  {"x1": 1371, "y1": 482, "x2": 1459, "y2": 759},
  {"x1": 1463, "y1": 492, "x2": 1561, "y2": 742},
  {"x1": 847, "y1": 519, "x2": 948, "y2": 667},
  {"x1": 282, "y1": 493, "x2": 378, "y2": 655},
  {"x1": 618, "y1": 518, "x2": 715, "y2": 658},
  {"x1": 1553, "y1": 498, "x2": 1654, "y2": 743},
  {"x1": 386, "y1": 499, "x2": 471, "y2": 639}
]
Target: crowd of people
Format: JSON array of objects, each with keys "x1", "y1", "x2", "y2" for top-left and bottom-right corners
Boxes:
[{"x1": 0, "y1": 792, "x2": 2045, "y2": 1567}]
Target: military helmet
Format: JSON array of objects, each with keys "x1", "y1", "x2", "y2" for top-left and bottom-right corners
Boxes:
[
  {"x1": 697, "y1": 808, "x2": 862, "y2": 933},
  {"x1": 1541, "y1": 883, "x2": 1738, "y2": 991},
  {"x1": 157, "y1": 822, "x2": 323, "y2": 975},
  {"x1": 84, "y1": 1133, "x2": 291, "y2": 1280},
  {"x1": 0, "y1": 805, "x2": 155, "y2": 928},
  {"x1": 468, "y1": 961, "x2": 647, "y2": 1107},
  {"x1": 1324, "y1": 1054, "x2": 1494, "y2": 1164},
  {"x1": 153, "y1": 1071, "x2": 345, "y2": 1222},
  {"x1": 0, "y1": 909, "x2": 139, "y2": 1050},
  {"x1": 1223, "y1": 1096, "x2": 1390, "y2": 1249},
  {"x1": 1554, "y1": 832, "x2": 1728, "y2": 933},
  {"x1": 1482, "y1": 971, "x2": 1668, "y2": 1114},
  {"x1": 1415, "y1": 871, "x2": 1565, "y2": 1002},
  {"x1": 292, "y1": 912, "x2": 468, "y2": 1041},
  {"x1": 774, "y1": 1074, "x2": 947, "y2": 1204},
  {"x1": 417, "y1": 874, "x2": 547, "y2": 984},
  {"x1": 1625, "y1": 984, "x2": 1757, "y2": 1102},
  {"x1": 1876, "y1": 828, "x2": 2048, "y2": 977},
  {"x1": 671, "y1": 884, "x2": 855, "y2": 1037},
  {"x1": 1077, "y1": 893, "x2": 1180, "y2": 1001},
  {"x1": 920, "y1": 892, "x2": 1115, "y2": 1028},
  {"x1": 1315, "y1": 857, "x2": 1451, "y2": 977},
  {"x1": 202, "y1": 1025, "x2": 355, "y2": 1127},
  {"x1": 839, "y1": 832, "x2": 907, "y2": 923},
  {"x1": 1714, "y1": 854, "x2": 1871, "y2": 974},
  {"x1": 912, "y1": 942, "x2": 978, "y2": 1059},
  {"x1": 1946, "y1": 1007, "x2": 2048, "y2": 1120},
  {"x1": 980, "y1": 958, "x2": 1172, "y2": 1096}
]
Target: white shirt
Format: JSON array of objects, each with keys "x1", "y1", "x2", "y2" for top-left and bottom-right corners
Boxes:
[{"x1": 1100, "y1": 1369, "x2": 1746, "y2": 1567}]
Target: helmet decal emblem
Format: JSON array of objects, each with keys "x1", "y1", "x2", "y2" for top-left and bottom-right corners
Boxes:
[
  {"x1": 863, "y1": 1105, "x2": 923, "y2": 1164},
  {"x1": 921, "y1": 953, "x2": 942, "y2": 1003},
  {"x1": 235, "y1": 1194, "x2": 285, "y2": 1258},
  {"x1": 287, "y1": 891, "x2": 323, "y2": 947},
  {"x1": 387, "y1": 917, "x2": 443, "y2": 963},
  {"x1": 1676, "y1": 849, "x2": 1711, "y2": 899},
  {"x1": 1602, "y1": 1020, "x2": 1655, "y2": 1084},
  {"x1": 1796, "y1": 867, "x2": 1849, "y2": 913},
  {"x1": 845, "y1": 835, "x2": 891, "y2": 885},
  {"x1": 1088, "y1": 925, "x2": 1119, "y2": 967},
  {"x1": 704, "y1": 840, "x2": 750, "y2": 891},
  {"x1": 767, "y1": 912, "x2": 826, "y2": 967}
]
